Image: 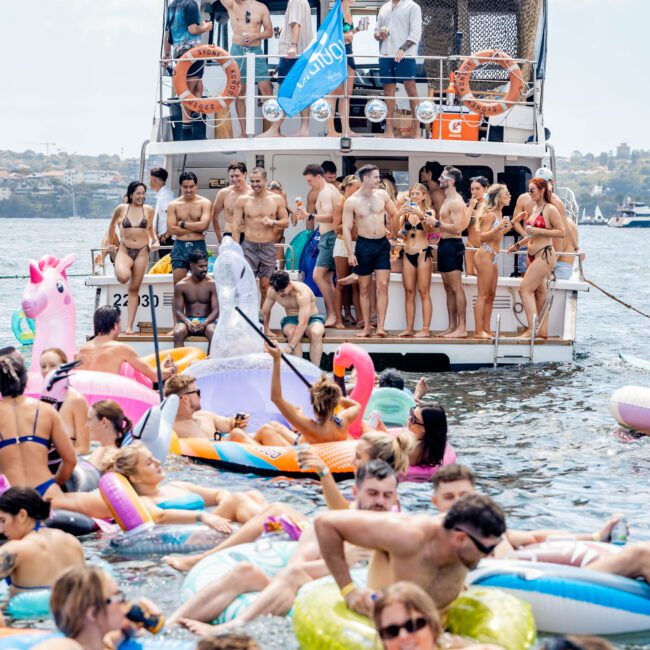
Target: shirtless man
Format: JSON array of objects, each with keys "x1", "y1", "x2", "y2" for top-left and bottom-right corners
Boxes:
[
  {"x1": 163, "y1": 375, "x2": 255, "y2": 443},
  {"x1": 169, "y1": 460, "x2": 399, "y2": 635},
  {"x1": 76, "y1": 306, "x2": 175, "y2": 384},
  {"x1": 437, "y1": 166, "x2": 470, "y2": 338},
  {"x1": 233, "y1": 167, "x2": 289, "y2": 302},
  {"x1": 420, "y1": 161, "x2": 446, "y2": 215},
  {"x1": 172, "y1": 250, "x2": 219, "y2": 351},
  {"x1": 211, "y1": 161, "x2": 251, "y2": 243},
  {"x1": 261, "y1": 270, "x2": 325, "y2": 366},
  {"x1": 295, "y1": 164, "x2": 342, "y2": 327},
  {"x1": 221, "y1": 0, "x2": 273, "y2": 136},
  {"x1": 167, "y1": 171, "x2": 213, "y2": 285},
  {"x1": 315, "y1": 493, "x2": 506, "y2": 617},
  {"x1": 344, "y1": 164, "x2": 397, "y2": 338}
]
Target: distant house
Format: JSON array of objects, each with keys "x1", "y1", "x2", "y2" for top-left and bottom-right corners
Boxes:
[{"x1": 0, "y1": 187, "x2": 11, "y2": 201}]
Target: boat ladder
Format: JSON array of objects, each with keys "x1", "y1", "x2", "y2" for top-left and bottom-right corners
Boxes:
[{"x1": 493, "y1": 314, "x2": 536, "y2": 367}]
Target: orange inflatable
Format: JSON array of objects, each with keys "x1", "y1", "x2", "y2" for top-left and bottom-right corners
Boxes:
[
  {"x1": 173, "y1": 44, "x2": 241, "y2": 114},
  {"x1": 142, "y1": 346, "x2": 206, "y2": 373},
  {"x1": 173, "y1": 437, "x2": 356, "y2": 479},
  {"x1": 455, "y1": 50, "x2": 523, "y2": 117}
]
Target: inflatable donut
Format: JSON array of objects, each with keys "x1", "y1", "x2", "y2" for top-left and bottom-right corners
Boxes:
[
  {"x1": 11, "y1": 309, "x2": 35, "y2": 346},
  {"x1": 143, "y1": 347, "x2": 206, "y2": 373},
  {"x1": 365, "y1": 387, "x2": 415, "y2": 427},
  {"x1": 64, "y1": 458, "x2": 101, "y2": 493},
  {"x1": 402, "y1": 442, "x2": 457, "y2": 482},
  {"x1": 99, "y1": 472, "x2": 154, "y2": 534}
]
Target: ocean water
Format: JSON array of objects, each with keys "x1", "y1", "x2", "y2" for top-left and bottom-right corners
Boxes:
[{"x1": 2, "y1": 219, "x2": 650, "y2": 647}]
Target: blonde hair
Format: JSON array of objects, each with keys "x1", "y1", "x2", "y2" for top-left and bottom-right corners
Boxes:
[
  {"x1": 51, "y1": 565, "x2": 110, "y2": 639},
  {"x1": 361, "y1": 430, "x2": 414, "y2": 474},
  {"x1": 373, "y1": 581, "x2": 441, "y2": 644},
  {"x1": 99, "y1": 440, "x2": 144, "y2": 479},
  {"x1": 477, "y1": 183, "x2": 507, "y2": 226},
  {"x1": 310, "y1": 375, "x2": 341, "y2": 421},
  {"x1": 408, "y1": 183, "x2": 432, "y2": 211},
  {"x1": 340, "y1": 175, "x2": 360, "y2": 192}
]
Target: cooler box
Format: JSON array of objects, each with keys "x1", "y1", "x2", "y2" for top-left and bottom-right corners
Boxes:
[{"x1": 432, "y1": 110, "x2": 481, "y2": 141}]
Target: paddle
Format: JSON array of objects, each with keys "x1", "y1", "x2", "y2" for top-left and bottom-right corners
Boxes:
[{"x1": 234, "y1": 306, "x2": 312, "y2": 389}]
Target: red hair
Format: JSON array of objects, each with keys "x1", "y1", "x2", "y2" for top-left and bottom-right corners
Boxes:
[{"x1": 530, "y1": 178, "x2": 553, "y2": 203}]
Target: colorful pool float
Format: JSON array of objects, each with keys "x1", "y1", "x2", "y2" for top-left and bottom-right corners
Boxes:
[{"x1": 610, "y1": 385, "x2": 650, "y2": 434}]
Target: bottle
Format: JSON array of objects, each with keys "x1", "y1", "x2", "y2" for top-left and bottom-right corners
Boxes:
[
  {"x1": 609, "y1": 518, "x2": 628, "y2": 545},
  {"x1": 126, "y1": 603, "x2": 164, "y2": 634},
  {"x1": 367, "y1": 410, "x2": 382, "y2": 429},
  {"x1": 295, "y1": 196, "x2": 303, "y2": 208},
  {"x1": 446, "y1": 72, "x2": 456, "y2": 106}
]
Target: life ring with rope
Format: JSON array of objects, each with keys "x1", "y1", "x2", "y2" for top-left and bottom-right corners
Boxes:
[
  {"x1": 173, "y1": 44, "x2": 241, "y2": 114},
  {"x1": 455, "y1": 50, "x2": 524, "y2": 117}
]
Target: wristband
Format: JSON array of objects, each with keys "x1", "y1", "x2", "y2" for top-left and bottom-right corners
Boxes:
[
  {"x1": 340, "y1": 582, "x2": 356, "y2": 598},
  {"x1": 592, "y1": 531, "x2": 600, "y2": 541},
  {"x1": 318, "y1": 467, "x2": 331, "y2": 479},
  {"x1": 196, "y1": 512, "x2": 202, "y2": 524},
  {"x1": 307, "y1": 213, "x2": 315, "y2": 221},
  {"x1": 180, "y1": 220, "x2": 186, "y2": 229}
]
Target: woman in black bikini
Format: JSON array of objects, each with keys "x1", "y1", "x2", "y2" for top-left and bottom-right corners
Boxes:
[
  {"x1": 465, "y1": 175, "x2": 489, "y2": 276},
  {"x1": 327, "y1": 0, "x2": 360, "y2": 136},
  {"x1": 398, "y1": 184, "x2": 436, "y2": 338},
  {"x1": 509, "y1": 177, "x2": 564, "y2": 338},
  {"x1": 102, "y1": 182, "x2": 159, "y2": 334},
  {"x1": 473, "y1": 184, "x2": 512, "y2": 338}
]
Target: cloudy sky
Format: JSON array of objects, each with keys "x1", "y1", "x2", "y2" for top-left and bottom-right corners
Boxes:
[{"x1": 0, "y1": 0, "x2": 645, "y2": 157}]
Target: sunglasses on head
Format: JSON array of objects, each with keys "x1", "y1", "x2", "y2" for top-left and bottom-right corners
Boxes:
[
  {"x1": 245, "y1": 10, "x2": 251, "y2": 23},
  {"x1": 454, "y1": 526, "x2": 501, "y2": 555},
  {"x1": 379, "y1": 616, "x2": 428, "y2": 640},
  {"x1": 183, "y1": 389, "x2": 201, "y2": 398},
  {"x1": 408, "y1": 406, "x2": 423, "y2": 426}
]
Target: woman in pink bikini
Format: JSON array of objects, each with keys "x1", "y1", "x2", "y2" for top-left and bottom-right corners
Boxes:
[
  {"x1": 509, "y1": 177, "x2": 564, "y2": 338},
  {"x1": 101, "y1": 182, "x2": 160, "y2": 334}
]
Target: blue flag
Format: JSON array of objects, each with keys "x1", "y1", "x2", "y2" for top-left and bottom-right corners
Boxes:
[{"x1": 277, "y1": 0, "x2": 347, "y2": 117}]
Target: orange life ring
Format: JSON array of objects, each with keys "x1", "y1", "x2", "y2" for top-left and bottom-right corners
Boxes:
[
  {"x1": 455, "y1": 50, "x2": 523, "y2": 117},
  {"x1": 173, "y1": 44, "x2": 241, "y2": 114}
]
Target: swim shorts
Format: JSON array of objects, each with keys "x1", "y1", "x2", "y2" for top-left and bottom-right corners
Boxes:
[
  {"x1": 554, "y1": 260, "x2": 574, "y2": 280},
  {"x1": 171, "y1": 239, "x2": 208, "y2": 270},
  {"x1": 316, "y1": 230, "x2": 337, "y2": 270},
  {"x1": 379, "y1": 57, "x2": 416, "y2": 85},
  {"x1": 355, "y1": 235, "x2": 391, "y2": 276},
  {"x1": 231, "y1": 44, "x2": 270, "y2": 86},
  {"x1": 242, "y1": 240, "x2": 277, "y2": 279},
  {"x1": 280, "y1": 314, "x2": 326, "y2": 332},
  {"x1": 277, "y1": 57, "x2": 298, "y2": 82},
  {"x1": 437, "y1": 238, "x2": 465, "y2": 273}
]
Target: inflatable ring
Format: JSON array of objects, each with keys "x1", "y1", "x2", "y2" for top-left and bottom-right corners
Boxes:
[
  {"x1": 143, "y1": 347, "x2": 206, "y2": 374},
  {"x1": 455, "y1": 50, "x2": 524, "y2": 117},
  {"x1": 293, "y1": 571, "x2": 536, "y2": 650},
  {"x1": 365, "y1": 387, "x2": 415, "y2": 427},
  {"x1": 150, "y1": 254, "x2": 172, "y2": 274},
  {"x1": 11, "y1": 309, "x2": 35, "y2": 346},
  {"x1": 173, "y1": 44, "x2": 241, "y2": 114},
  {"x1": 99, "y1": 472, "x2": 153, "y2": 534}
]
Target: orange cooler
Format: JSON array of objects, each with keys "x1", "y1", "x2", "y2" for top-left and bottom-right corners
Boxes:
[{"x1": 432, "y1": 112, "x2": 481, "y2": 141}]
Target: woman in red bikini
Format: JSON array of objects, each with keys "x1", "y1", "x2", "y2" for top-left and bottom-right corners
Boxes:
[
  {"x1": 102, "y1": 182, "x2": 159, "y2": 334},
  {"x1": 509, "y1": 177, "x2": 564, "y2": 338}
]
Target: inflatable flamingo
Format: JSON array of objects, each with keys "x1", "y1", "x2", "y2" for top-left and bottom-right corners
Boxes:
[
  {"x1": 332, "y1": 343, "x2": 375, "y2": 438},
  {"x1": 22, "y1": 254, "x2": 77, "y2": 373}
]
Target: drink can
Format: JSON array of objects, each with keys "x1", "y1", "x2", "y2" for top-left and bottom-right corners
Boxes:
[
  {"x1": 410, "y1": 201, "x2": 417, "y2": 209},
  {"x1": 126, "y1": 603, "x2": 164, "y2": 635},
  {"x1": 609, "y1": 518, "x2": 628, "y2": 545}
]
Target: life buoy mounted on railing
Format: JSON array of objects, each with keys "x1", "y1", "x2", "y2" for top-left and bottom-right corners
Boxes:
[
  {"x1": 173, "y1": 44, "x2": 241, "y2": 114},
  {"x1": 454, "y1": 50, "x2": 524, "y2": 117}
]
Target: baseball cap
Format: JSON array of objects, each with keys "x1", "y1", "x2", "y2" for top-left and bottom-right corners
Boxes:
[{"x1": 535, "y1": 167, "x2": 553, "y2": 181}]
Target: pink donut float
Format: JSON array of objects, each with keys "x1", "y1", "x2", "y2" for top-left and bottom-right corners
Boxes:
[
  {"x1": 99, "y1": 472, "x2": 153, "y2": 534},
  {"x1": 403, "y1": 442, "x2": 457, "y2": 481}
]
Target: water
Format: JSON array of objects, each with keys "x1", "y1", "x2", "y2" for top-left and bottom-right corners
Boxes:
[{"x1": 2, "y1": 219, "x2": 650, "y2": 646}]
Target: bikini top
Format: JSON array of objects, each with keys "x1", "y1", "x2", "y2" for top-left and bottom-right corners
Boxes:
[
  {"x1": 527, "y1": 204, "x2": 547, "y2": 230},
  {"x1": 4, "y1": 522, "x2": 50, "y2": 591},
  {"x1": 404, "y1": 220, "x2": 425, "y2": 233},
  {"x1": 342, "y1": 18, "x2": 354, "y2": 32},
  {"x1": 121, "y1": 205, "x2": 148, "y2": 230},
  {"x1": 0, "y1": 406, "x2": 50, "y2": 451},
  {"x1": 156, "y1": 492, "x2": 206, "y2": 511}
]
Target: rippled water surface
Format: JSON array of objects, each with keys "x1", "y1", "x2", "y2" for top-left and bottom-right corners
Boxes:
[{"x1": 1, "y1": 220, "x2": 649, "y2": 647}]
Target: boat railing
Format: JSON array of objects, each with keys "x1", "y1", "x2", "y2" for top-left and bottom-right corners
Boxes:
[
  {"x1": 555, "y1": 186, "x2": 579, "y2": 223},
  {"x1": 154, "y1": 51, "x2": 539, "y2": 143}
]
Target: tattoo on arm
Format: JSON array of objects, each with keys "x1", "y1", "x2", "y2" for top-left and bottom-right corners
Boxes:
[{"x1": 0, "y1": 551, "x2": 17, "y2": 578}]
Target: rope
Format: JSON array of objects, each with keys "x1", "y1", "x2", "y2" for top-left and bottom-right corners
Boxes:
[
  {"x1": 0, "y1": 273, "x2": 89, "y2": 280},
  {"x1": 584, "y1": 278, "x2": 650, "y2": 320}
]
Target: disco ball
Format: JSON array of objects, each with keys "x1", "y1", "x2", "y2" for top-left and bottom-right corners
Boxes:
[
  {"x1": 310, "y1": 99, "x2": 331, "y2": 123},
  {"x1": 415, "y1": 100, "x2": 438, "y2": 124},
  {"x1": 365, "y1": 99, "x2": 388, "y2": 123},
  {"x1": 262, "y1": 99, "x2": 284, "y2": 122}
]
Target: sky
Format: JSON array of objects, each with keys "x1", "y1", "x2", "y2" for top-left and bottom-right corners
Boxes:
[{"x1": 0, "y1": 0, "x2": 647, "y2": 158}]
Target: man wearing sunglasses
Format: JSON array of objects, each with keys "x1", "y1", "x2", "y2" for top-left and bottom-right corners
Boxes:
[
  {"x1": 221, "y1": 0, "x2": 274, "y2": 136},
  {"x1": 315, "y1": 493, "x2": 506, "y2": 617},
  {"x1": 435, "y1": 165, "x2": 471, "y2": 339}
]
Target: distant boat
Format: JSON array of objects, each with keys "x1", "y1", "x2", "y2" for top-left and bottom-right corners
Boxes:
[
  {"x1": 608, "y1": 199, "x2": 650, "y2": 228},
  {"x1": 593, "y1": 205, "x2": 607, "y2": 225}
]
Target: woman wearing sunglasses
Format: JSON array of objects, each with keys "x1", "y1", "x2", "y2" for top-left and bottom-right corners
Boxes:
[{"x1": 404, "y1": 403, "x2": 448, "y2": 471}]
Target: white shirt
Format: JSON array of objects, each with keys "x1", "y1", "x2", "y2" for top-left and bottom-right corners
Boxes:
[
  {"x1": 278, "y1": 0, "x2": 314, "y2": 57},
  {"x1": 375, "y1": 0, "x2": 422, "y2": 58},
  {"x1": 154, "y1": 185, "x2": 176, "y2": 238}
]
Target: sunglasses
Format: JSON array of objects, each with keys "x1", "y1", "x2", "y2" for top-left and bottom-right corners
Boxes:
[
  {"x1": 408, "y1": 407, "x2": 423, "y2": 427},
  {"x1": 245, "y1": 10, "x2": 251, "y2": 23},
  {"x1": 439, "y1": 175, "x2": 452, "y2": 182},
  {"x1": 379, "y1": 616, "x2": 428, "y2": 640},
  {"x1": 454, "y1": 526, "x2": 501, "y2": 555},
  {"x1": 183, "y1": 389, "x2": 201, "y2": 398},
  {"x1": 105, "y1": 591, "x2": 127, "y2": 605}
]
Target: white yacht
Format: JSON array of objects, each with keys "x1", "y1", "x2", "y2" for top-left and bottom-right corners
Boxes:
[
  {"x1": 86, "y1": 0, "x2": 588, "y2": 369},
  {"x1": 608, "y1": 200, "x2": 650, "y2": 228}
]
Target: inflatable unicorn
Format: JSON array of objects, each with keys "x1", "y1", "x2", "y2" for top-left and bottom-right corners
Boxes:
[{"x1": 21, "y1": 254, "x2": 77, "y2": 373}]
